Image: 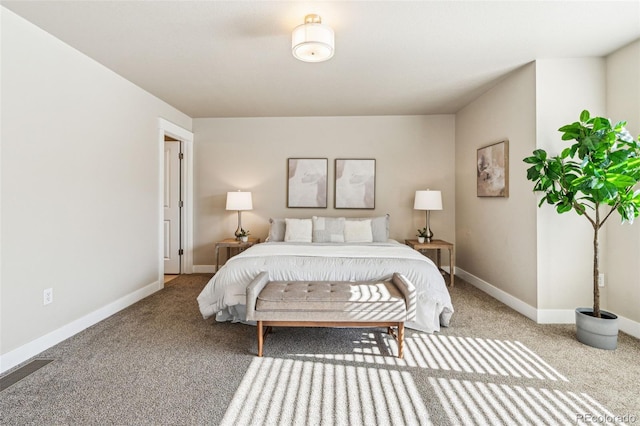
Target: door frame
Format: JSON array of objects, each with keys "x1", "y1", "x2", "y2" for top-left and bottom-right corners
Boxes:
[{"x1": 158, "y1": 118, "x2": 193, "y2": 285}]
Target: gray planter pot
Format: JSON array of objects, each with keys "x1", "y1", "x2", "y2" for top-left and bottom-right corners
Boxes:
[{"x1": 575, "y1": 308, "x2": 618, "y2": 350}]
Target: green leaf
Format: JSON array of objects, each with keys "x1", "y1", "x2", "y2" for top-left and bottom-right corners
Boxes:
[
  {"x1": 606, "y1": 173, "x2": 638, "y2": 188},
  {"x1": 594, "y1": 182, "x2": 618, "y2": 201},
  {"x1": 557, "y1": 202, "x2": 573, "y2": 213},
  {"x1": 584, "y1": 136, "x2": 597, "y2": 150},
  {"x1": 526, "y1": 166, "x2": 541, "y2": 181},
  {"x1": 569, "y1": 144, "x2": 579, "y2": 158},
  {"x1": 604, "y1": 131, "x2": 616, "y2": 144},
  {"x1": 571, "y1": 174, "x2": 597, "y2": 190},
  {"x1": 546, "y1": 192, "x2": 560, "y2": 204},
  {"x1": 592, "y1": 117, "x2": 604, "y2": 131},
  {"x1": 538, "y1": 197, "x2": 546, "y2": 208},
  {"x1": 534, "y1": 149, "x2": 547, "y2": 161},
  {"x1": 580, "y1": 110, "x2": 590, "y2": 122},
  {"x1": 546, "y1": 161, "x2": 562, "y2": 180},
  {"x1": 559, "y1": 123, "x2": 580, "y2": 132},
  {"x1": 608, "y1": 150, "x2": 630, "y2": 164},
  {"x1": 541, "y1": 179, "x2": 553, "y2": 191}
]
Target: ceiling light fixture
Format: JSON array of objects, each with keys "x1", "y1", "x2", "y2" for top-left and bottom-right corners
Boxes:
[{"x1": 292, "y1": 14, "x2": 334, "y2": 63}]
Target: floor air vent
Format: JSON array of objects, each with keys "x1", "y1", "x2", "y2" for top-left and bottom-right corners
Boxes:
[{"x1": 0, "y1": 359, "x2": 54, "y2": 391}]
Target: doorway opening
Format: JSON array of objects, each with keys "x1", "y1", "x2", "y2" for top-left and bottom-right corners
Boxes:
[
  {"x1": 158, "y1": 118, "x2": 193, "y2": 286},
  {"x1": 164, "y1": 135, "x2": 182, "y2": 275}
]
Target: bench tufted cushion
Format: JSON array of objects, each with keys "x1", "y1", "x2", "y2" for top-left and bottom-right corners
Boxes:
[
  {"x1": 257, "y1": 280, "x2": 405, "y2": 311},
  {"x1": 246, "y1": 272, "x2": 416, "y2": 323}
]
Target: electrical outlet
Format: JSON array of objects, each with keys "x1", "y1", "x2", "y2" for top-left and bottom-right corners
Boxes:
[
  {"x1": 598, "y1": 273, "x2": 605, "y2": 288},
  {"x1": 43, "y1": 288, "x2": 53, "y2": 305}
]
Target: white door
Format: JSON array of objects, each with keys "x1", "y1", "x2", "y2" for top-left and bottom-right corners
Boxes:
[{"x1": 164, "y1": 141, "x2": 181, "y2": 274}]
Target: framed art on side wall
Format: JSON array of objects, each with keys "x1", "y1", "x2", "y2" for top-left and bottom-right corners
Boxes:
[
  {"x1": 335, "y1": 158, "x2": 376, "y2": 209},
  {"x1": 477, "y1": 140, "x2": 509, "y2": 197},
  {"x1": 287, "y1": 158, "x2": 328, "y2": 208}
]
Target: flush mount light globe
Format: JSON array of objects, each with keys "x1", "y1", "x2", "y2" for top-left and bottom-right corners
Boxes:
[{"x1": 292, "y1": 14, "x2": 334, "y2": 63}]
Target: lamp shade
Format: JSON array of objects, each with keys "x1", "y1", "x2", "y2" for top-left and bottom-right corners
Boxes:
[
  {"x1": 292, "y1": 14, "x2": 334, "y2": 62},
  {"x1": 226, "y1": 191, "x2": 253, "y2": 211},
  {"x1": 414, "y1": 190, "x2": 442, "y2": 210}
]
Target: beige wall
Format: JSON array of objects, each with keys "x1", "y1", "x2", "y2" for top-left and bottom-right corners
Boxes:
[
  {"x1": 455, "y1": 63, "x2": 538, "y2": 306},
  {"x1": 1, "y1": 8, "x2": 192, "y2": 358},
  {"x1": 606, "y1": 39, "x2": 640, "y2": 323},
  {"x1": 535, "y1": 58, "x2": 606, "y2": 312},
  {"x1": 193, "y1": 115, "x2": 456, "y2": 266}
]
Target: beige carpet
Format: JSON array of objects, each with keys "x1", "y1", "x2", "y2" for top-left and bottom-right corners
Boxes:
[{"x1": 1, "y1": 274, "x2": 638, "y2": 425}]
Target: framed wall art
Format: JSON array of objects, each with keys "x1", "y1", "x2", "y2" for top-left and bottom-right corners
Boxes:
[
  {"x1": 287, "y1": 158, "x2": 328, "y2": 208},
  {"x1": 477, "y1": 140, "x2": 509, "y2": 197},
  {"x1": 335, "y1": 158, "x2": 376, "y2": 209}
]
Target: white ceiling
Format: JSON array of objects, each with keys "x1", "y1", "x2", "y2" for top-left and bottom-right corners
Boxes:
[{"x1": 3, "y1": 1, "x2": 640, "y2": 118}]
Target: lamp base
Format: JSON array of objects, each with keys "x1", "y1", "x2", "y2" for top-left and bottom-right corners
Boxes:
[
  {"x1": 234, "y1": 211, "x2": 243, "y2": 240},
  {"x1": 425, "y1": 210, "x2": 434, "y2": 243}
]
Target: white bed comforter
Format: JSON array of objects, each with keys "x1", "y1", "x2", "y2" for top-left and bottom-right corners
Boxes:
[{"x1": 197, "y1": 241, "x2": 454, "y2": 333}]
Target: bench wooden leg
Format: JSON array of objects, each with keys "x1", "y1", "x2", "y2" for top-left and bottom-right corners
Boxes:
[
  {"x1": 397, "y1": 322, "x2": 405, "y2": 359},
  {"x1": 257, "y1": 320, "x2": 264, "y2": 357}
]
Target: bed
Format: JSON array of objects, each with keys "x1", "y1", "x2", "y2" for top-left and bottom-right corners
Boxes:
[{"x1": 197, "y1": 217, "x2": 453, "y2": 333}]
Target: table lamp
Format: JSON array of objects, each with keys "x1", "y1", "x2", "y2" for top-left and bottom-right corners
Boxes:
[
  {"x1": 414, "y1": 190, "x2": 442, "y2": 242},
  {"x1": 226, "y1": 191, "x2": 253, "y2": 240}
]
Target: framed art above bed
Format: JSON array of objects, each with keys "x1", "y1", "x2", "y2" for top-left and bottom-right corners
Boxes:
[
  {"x1": 335, "y1": 158, "x2": 376, "y2": 209},
  {"x1": 287, "y1": 158, "x2": 328, "y2": 208}
]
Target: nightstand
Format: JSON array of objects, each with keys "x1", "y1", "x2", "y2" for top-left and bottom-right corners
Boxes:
[
  {"x1": 215, "y1": 238, "x2": 260, "y2": 273},
  {"x1": 405, "y1": 239, "x2": 455, "y2": 287}
]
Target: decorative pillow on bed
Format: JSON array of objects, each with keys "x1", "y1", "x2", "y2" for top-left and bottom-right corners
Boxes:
[
  {"x1": 267, "y1": 218, "x2": 286, "y2": 242},
  {"x1": 371, "y1": 214, "x2": 390, "y2": 241},
  {"x1": 343, "y1": 219, "x2": 373, "y2": 242},
  {"x1": 312, "y1": 216, "x2": 345, "y2": 242},
  {"x1": 346, "y1": 214, "x2": 389, "y2": 242},
  {"x1": 284, "y1": 218, "x2": 313, "y2": 242}
]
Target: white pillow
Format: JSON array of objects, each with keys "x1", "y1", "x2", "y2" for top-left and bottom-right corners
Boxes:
[
  {"x1": 346, "y1": 215, "x2": 389, "y2": 242},
  {"x1": 266, "y1": 218, "x2": 286, "y2": 242},
  {"x1": 344, "y1": 219, "x2": 373, "y2": 243},
  {"x1": 284, "y1": 218, "x2": 313, "y2": 243}
]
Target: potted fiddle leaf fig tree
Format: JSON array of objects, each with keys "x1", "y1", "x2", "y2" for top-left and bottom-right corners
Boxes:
[{"x1": 524, "y1": 110, "x2": 640, "y2": 350}]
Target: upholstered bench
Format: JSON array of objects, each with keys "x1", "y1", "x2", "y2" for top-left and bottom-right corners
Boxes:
[{"x1": 245, "y1": 272, "x2": 416, "y2": 358}]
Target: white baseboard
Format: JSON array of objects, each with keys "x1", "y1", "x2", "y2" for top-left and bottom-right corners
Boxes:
[
  {"x1": 455, "y1": 267, "x2": 640, "y2": 339},
  {"x1": 619, "y1": 315, "x2": 640, "y2": 339},
  {"x1": 193, "y1": 265, "x2": 215, "y2": 273},
  {"x1": 455, "y1": 267, "x2": 538, "y2": 322},
  {"x1": 0, "y1": 280, "x2": 162, "y2": 374}
]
